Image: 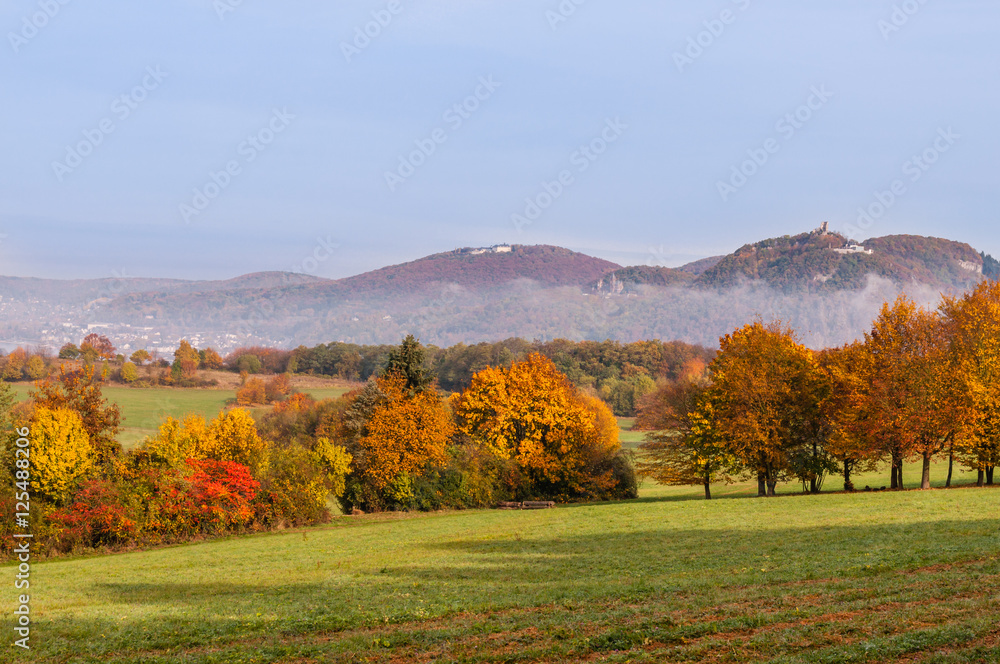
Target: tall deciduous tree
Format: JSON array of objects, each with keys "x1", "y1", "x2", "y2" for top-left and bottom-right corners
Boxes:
[
  {"x1": 707, "y1": 321, "x2": 826, "y2": 496},
  {"x1": 854, "y1": 297, "x2": 952, "y2": 490},
  {"x1": 173, "y1": 340, "x2": 201, "y2": 379},
  {"x1": 942, "y1": 281, "x2": 1000, "y2": 485},
  {"x1": 637, "y1": 377, "x2": 735, "y2": 499},
  {"x1": 819, "y1": 343, "x2": 882, "y2": 491}
]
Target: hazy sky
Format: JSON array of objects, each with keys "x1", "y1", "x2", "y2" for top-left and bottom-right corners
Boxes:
[{"x1": 1, "y1": 1, "x2": 997, "y2": 280}]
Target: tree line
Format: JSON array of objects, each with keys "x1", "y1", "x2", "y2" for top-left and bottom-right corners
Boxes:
[
  {"x1": 637, "y1": 281, "x2": 1000, "y2": 498},
  {"x1": 51, "y1": 335, "x2": 713, "y2": 418}
]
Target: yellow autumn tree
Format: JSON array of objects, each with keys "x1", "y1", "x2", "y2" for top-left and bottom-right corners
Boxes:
[
  {"x1": 356, "y1": 373, "x2": 453, "y2": 498},
  {"x1": 200, "y1": 408, "x2": 271, "y2": 478},
  {"x1": 312, "y1": 437, "x2": 353, "y2": 499},
  {"x1": 453, "y1": 353, "x2": 625, "y2": 499},
  {"x1": 29, "y1": 407, "x2": 94, "y2": 505},
  {"x1": 142, "y1": 414, "x2": 210, "y2": 469}
]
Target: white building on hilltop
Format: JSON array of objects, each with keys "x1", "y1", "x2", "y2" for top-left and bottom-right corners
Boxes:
[
  {"x1": 833, "y1": 244, "x2": 873, "y2": 255},
  {"x1": 464, "y1": 244, "x2": 513, "y2": 255}
]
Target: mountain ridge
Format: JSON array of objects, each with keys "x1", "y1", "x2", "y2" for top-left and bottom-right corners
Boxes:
[{"x1": 0, "y1": 232, "x2": 995, "y2": 353}]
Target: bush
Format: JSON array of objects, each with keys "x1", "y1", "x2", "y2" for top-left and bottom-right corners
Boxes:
[
  {"x1": 264, "y1": 374, "x2": 292, "y2": 402},
  {"x1": 254, "y1": 446, "x2": 331, "y2": 527},
  {"x1": 48, "y1": 480, "x2": 138, "y2": 551},
  {"x1": 236, "y1": 377, "x2": 266, "y2": 406},
  {"x1": 120, "y1": 361, "x2": 138, "y2": 383}
]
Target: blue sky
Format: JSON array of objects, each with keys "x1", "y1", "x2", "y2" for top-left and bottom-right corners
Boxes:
[{"x1": 1, "y1": 0, "x2": 997, "y2": 280}]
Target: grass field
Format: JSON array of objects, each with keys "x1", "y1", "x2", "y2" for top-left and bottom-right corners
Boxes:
[
  {"x1": 6, "y1": 466, "x2": 999, "y2": 663},
  {"x1": 617, "y1": 417, "x2": 645, "y2": 448}
]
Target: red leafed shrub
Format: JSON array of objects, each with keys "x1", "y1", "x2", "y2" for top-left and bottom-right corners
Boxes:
[
  {"x1": 49, "y1": 480, "x2": 138, "y2": 551},
  {"x1": 185, "y1": 458, "x2": 260, "y2": 533}
]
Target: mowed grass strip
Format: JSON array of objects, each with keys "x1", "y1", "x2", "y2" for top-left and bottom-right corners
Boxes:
[{"x1": 6, "y1": 483, "x2": 1000, "y2": 663}]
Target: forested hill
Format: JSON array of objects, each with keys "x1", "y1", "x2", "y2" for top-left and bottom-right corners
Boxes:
[
  {"x1": 330, "y1": 245, "x2": 621, "y2": 294},
  {"x1": 694, "y1": 232, "x2": 986, "y2": 292}
]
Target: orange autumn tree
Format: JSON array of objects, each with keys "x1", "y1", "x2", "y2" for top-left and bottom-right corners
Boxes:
[
  {"x1": 345, "y1": 373, "x2": 453, "y2": 510},
  {"x1": 942, "y1": 280, "x2": 1000, "y2": 485},
  {"x1": 818, "y1": 343, "x2": 883, "y2": 491},
  {"x1": 854, "y1": 297, "x2": 954, "y2": 490},
  {"x1": 452, "y1": 353, "x2": 627, "y2": 500},
  {"x1": 707, "y1": 321, "x2": 828, "y2": 496}
]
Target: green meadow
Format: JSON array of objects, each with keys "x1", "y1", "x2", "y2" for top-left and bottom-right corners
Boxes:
[{"x1": 5, "y1": 468, "x2": 999, "y2": 662}]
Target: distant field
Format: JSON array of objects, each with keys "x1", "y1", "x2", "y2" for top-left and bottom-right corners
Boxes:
[
  {"x1": 9, "y1": 382, "x2": 355, "y2": 447},
  {"x1": 300, "y1": 386, "x2": 354, "y2": 401},
  {"x1": 11, "y1": 476, "x2": 1000, "y2": 663},
  {"x1": 617, "y1": 416, "x2": 646, "y2": 448}
]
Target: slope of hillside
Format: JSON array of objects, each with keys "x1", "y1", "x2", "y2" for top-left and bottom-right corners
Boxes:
[
  {"x1": 677, "y1": 256, "x2": 724, "y2": 275},
  {"x1": 332, "y1": 245, "x2": 621, "y2": 294},
  {"x1": 592, "y1": 266, "x2": 694, "y2": 294}
]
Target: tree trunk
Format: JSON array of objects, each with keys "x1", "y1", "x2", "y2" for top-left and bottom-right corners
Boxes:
[
  {"x1": 921, "y1": 452, "x2": 931, "y2": 490},
  {"x1": 843, "y1": 460, "x2": 854, "y2": 492},
  {"x1": 897, "y1": 463, "x2": 904, "y2": 490},
  {"x1": 946, "y1": 451, "x2": 953, "y2": 488},
  {"x1": 987, "y1": 467, "x2": 995, "y2": 485},
  {"x1": 757, "y1": 471, "x2": 767, "y2": 497},
  {"x1": 978, "y1": 469, "x2": 985, "y2": 487},
  {"x1": 766, "y1": 479, "x2": 777, "y2": 496},
  {"x1": 704, "y1": 475, "x2": 712, "y2": 500},
  {"x1": 890, "y1": 456, "x2": 900, "y2": 490}
]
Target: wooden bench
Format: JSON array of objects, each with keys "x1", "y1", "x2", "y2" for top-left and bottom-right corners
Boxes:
[{"x1": 496, "y1": 501, "x2": 556, "y2": 510}]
